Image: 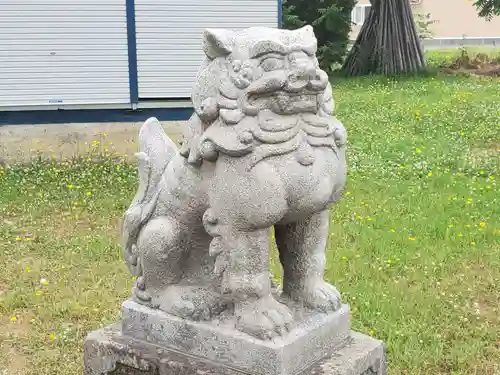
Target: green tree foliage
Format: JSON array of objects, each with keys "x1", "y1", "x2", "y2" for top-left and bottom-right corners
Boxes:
[
  {"x1": 474, "y1": 0, "x2": 500, "y2": 19},
  {"x1": 413, "y1": 12, "x2": 436, "y2": 40},
  {"x1": 282, "y1": 0, "x2": 356, "y2": 74}
]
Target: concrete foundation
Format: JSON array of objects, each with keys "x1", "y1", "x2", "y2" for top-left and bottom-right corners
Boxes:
[{"x1": 84, "y1": 320, "x2": 386, "y2": 375}]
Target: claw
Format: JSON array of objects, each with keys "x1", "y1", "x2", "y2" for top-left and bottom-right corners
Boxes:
[
  {"x1": 235, "y1": 295, "x2": 294, "y2": 340},
  {"x1": 287, "y1": 281, "x2": 342, "y2": 312}
]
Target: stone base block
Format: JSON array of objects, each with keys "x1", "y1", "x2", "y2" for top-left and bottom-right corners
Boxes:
[
  {"x1": 121, "y1": 300, "x2": 350, "y2": 375},
  {"x1": 84, "y1": 323, "x2": 386, "y2": 375}
]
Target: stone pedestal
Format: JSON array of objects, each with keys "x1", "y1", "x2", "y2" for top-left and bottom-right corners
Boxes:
[{"x1": 84, "y1": 301, "x2": 386, "y2": 375}]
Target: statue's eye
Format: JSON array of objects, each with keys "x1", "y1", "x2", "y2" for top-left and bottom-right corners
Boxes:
[{"x1": 260, "y1": 57, "x2": 284, "y2": 72}]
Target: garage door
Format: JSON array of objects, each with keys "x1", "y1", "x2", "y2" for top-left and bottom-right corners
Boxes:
[
  {"x1": 135, "y1": 0, "x2": 278, "y2": 99},
  {"x1": 0, "y1": 0, "x2": 130, "y2": 109}
]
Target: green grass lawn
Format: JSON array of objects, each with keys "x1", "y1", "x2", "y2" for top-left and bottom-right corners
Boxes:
[{"x1": 1, "y1": 74, "x2": 499, "y2": 375}]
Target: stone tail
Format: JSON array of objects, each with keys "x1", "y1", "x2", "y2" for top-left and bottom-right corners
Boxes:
[{"x1": 121, "y1": 117, "x2": 178, "y2": 277}]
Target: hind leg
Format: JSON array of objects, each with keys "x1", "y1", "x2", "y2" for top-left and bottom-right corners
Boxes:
[
  {"x1": 275, "y1": 209, "x2": 342, "y2": 311},
  {"x1": 136, "y1": 216, "x2": 226, "y2": 320},
  {"x1": 135, "y1": 216, "x2": 186, "y2": 302}
]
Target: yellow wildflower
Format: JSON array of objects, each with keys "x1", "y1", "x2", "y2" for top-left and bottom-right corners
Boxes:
[{"x1": 10, "y1": 316, "x2": 17, "y2": 322}]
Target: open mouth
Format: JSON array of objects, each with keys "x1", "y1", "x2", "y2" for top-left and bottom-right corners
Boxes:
[{"x1": 244, "y1": 90, "x2": 321, "y2": 115}]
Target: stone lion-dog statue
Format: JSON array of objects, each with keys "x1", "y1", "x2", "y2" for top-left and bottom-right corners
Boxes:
[{"x1": 121, "y1": 25, "x2": 348, "y2": 340}]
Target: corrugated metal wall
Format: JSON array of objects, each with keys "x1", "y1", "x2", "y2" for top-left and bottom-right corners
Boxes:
[
  {"x1": 0, "y1": 0, "x2": 130, "y2": 109},
  {"x1": 135, "y1": 0, "x2": 278, "y2": 99}
]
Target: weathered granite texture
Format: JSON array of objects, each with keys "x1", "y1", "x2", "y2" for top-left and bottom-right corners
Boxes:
[
  {"x1": 121, "y1": 24, "x2": 348, "y2": 341},
  {"x1": 84, "y1": 324, "x2": 386, "y2": 375}
]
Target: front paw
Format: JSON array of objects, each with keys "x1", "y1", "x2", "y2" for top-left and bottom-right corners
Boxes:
[
  {"x1": 289, "y1": 281, "x2": 342, "y2": 312},
  {"x1": 235, "y1": 295, "x2": 294, "y2": 340}
]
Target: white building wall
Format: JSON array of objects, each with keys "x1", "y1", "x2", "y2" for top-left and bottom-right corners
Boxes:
[{"x1": 0, "y1": 0, "x2": 130, "y2": 110}]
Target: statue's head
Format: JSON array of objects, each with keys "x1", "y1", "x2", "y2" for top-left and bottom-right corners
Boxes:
[{"x1": 192, "y1": 25, "x2": 333, "y2": 124}]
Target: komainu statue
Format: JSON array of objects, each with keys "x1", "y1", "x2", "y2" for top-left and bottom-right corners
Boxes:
[{"x1": 121, "y1": 25, "x2": 347, "y2": 340}]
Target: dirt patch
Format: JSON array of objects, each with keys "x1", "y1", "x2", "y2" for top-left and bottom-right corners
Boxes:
[
  {"x1": 0, "y1": 349, "x2": 29, "y2": 375},
  {"x1": 464, "y1": 145, "x2": 500, "y2": 169},
  {"x1": 0, "y1": 280, "x2": 6, "y2": 298},
  {"x1": 441, "y1": 52, "x2": 500, "y2": 77},
  {"x1": 0, "y1": 121, "x2": 184, "y2": 165},
  {"x1": 1, "y1": 316, "x2": 32, "y2": 341},
  {"x1": 476, "y1": 297, "x2": 499, "y2": 323},
  {"x1": 444, "y1": 65, "x2": 500, "y2": 77}
]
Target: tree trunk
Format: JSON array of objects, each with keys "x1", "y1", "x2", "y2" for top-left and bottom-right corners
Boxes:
[{"x1": 342, "y1": 0, "x2": 426, "y2": 76}]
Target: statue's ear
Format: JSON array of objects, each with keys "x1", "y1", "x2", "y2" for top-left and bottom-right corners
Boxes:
[
  {"x1": 295, "y1": 25, "x2": 315, "y2": 39},
  {"x1": 203, "y1": 28, "x2": 234, "y2": 59},
  {"x1": 294, "y1": 25, "x2": 317, "y2": 54}
]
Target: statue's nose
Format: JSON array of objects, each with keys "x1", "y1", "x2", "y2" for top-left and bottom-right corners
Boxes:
[{"x1": 294, "y1": 61, "x2": 321, "y2": 81}]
